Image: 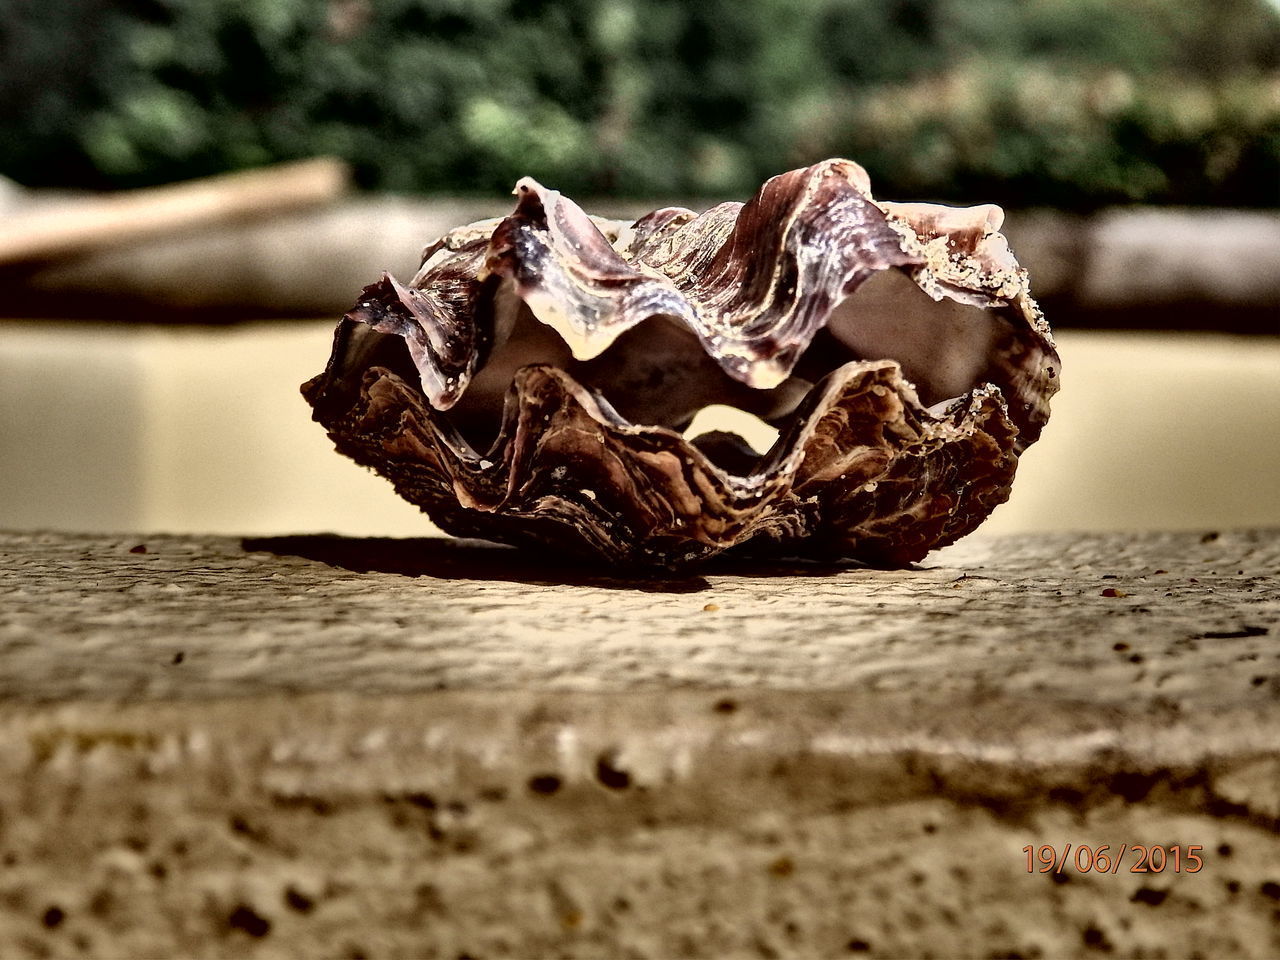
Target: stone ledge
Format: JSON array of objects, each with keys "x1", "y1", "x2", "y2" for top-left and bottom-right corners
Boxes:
[
  {"x1": 2, "y1": 529, "x2": 1276, "y2": 702},
  {"x1": 0, "y1": 529, "x2": 1277, "y2": 957}
]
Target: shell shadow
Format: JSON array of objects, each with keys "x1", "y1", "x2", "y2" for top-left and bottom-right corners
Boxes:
[
  {"x1": 240, "y1": 534, "x2": 711, "y2": 593},
  {"x1": 241, "y1": 534, "x2": 877, "y2": 592}
]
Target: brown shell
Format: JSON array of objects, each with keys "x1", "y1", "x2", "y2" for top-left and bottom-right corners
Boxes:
[{"x1": 303, "y1": 159, "x2": 1059, "y2": 568}]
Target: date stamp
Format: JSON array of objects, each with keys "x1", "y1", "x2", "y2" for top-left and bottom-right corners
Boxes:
[{"x1": 1024, "y1": 844, "x2": 1205, "y2": 875}]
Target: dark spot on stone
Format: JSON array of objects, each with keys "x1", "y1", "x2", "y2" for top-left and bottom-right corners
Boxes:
[
  {"x1": 612, "y1": 896, "x2": 631, "y2": 913},
  {"x1": 171, "y1": 651, "x2": 185, "y2": 665},
  {"x1": 1049, "y1": 785, "x2": 1085, "y2": 805},
  {"x1": 1082, "y1": 924, "x2": 1112, "y2": 951},
  {"x1": 846, "y1": 938, "x2": 870, "y2": 952},
  {"x1": 413, "y1": 883, "x2": 446, "y2": 915},
  {"x1": 923, "y1": 823, "x2": 937, "y2": 834},
  {"x1": 1109, "y1": 770, "x2": 1161, "y2": 803},
  {"x1": 1218, "y1": 844, "x2": 1233, "y2": 857},
  {"x1": 909, "y1": 871, "x2": 925, "y2": 886},
  {"x1": 1131, "y1": 887, "x2": 1167, "y2": 906},
  {"x1": 129, "y1": 544, "x2": 147, "y2": 554},
  {"x1": 41, "y1": 906, "x2": 64, "y2": 929},
  {"x1": 1262, "y1": 881, "x2": 1280, "y2": 900},
  {"x1": 1252, "y1": 676, "x2": 1268, "y2": 687},
  {"x1": 149, "y1": 861, "x2": 167, "y2": 880},
  {"x1": 406, "y1": 792, "x2": 436, "y2": 810},
  {"x1": 228, "y1": 905, "x2": 271, "y2": 937},
  {"x1": 230, "y1": 815, "x2": 251, "y2": 835},
  {"x1": 1112, "y1": 642, "x2": 1129, "y2": 652},
  {"x1": 1100, "y1": 587, "x2": 1126, "y2": 598},
  {"x1": 1101, "y1": 574, "x2": 1117, "y2": 579},
  {"x1": 284, "y1": 887, "x2": 314, "y2": 914},
  {"x1": 595, "y1": 752, "x2": 631, "y2": 790},
  {"x1": 1128, "y1": 654, "x2": 1144, "y2": 664},
  {"x1": 1051, "y1": 871, "x2": 1070, "y2": 885},
  {"x1": 1200, "y1": 626, "x2": 1269, "y2": 639},
  {"x1": 269, "y1": 792, "x2": 332, "y2": 814},
  {"x1": 528, "y1": 774, "x2": 562, "y2": 795},
  {"x1": 88, "y1": 889, "x2": 114, "y2": 918},
  {"x1": 1225, "y1": 880, "x2": 1240, "y2": 894},
  {"x1": 1200, "y1": 531, "x2": 1219, "y2": 543},
  {"x1": 713, "y1": 698, "x2": 738, "y2": 713},
  {"x1": 768, "y1": 855, "x2": 794, "y2": 877},
  {"x1": 478, "y1": 786, "x2": 507, "y2": 802}
]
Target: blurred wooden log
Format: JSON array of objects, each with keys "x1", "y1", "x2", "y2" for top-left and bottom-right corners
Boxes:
[
  {"x1": 2, "y1": 194, "x2": 1277, "y2": 332},
  {"x1": 0, "y1": 158, "x2": 349, "y2": 265},
  {"x1": 12, "y1": 197, "x2": 507, "y2": 318}
]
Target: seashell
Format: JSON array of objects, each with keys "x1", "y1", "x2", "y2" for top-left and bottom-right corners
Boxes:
[{"x1": 302, "y1": 159, "x2": 1059, "y2": 568}]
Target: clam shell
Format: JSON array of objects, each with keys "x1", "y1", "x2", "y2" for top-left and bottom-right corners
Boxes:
[{"x1": 303, "y1": 159, "x2": 1059, "y2": 567}]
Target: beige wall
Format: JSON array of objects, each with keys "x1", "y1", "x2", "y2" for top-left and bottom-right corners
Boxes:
[
  {"x1": 983, "y1": 330, "x2": 1280, "y2": 535},
  {"x1": 1, "y1": 321, "x2": 1277, "y2": 539},
  {"x1": 0, "y1": 323, "x2": 151, "y2": 532}
]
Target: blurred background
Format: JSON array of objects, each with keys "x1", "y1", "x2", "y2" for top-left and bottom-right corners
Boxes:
[{"x1": 0, "y1": 0, "x2": 1277, "y2": 541}]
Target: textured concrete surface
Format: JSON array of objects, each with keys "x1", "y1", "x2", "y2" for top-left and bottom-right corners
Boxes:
[{"x1": 0, "y1": 529, "x2": 1278, "y2": 958}]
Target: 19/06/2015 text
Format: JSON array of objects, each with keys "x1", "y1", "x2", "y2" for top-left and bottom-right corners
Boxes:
[{"x1": 1024, "y1": 844, "x2": 1205, "y2": 875}]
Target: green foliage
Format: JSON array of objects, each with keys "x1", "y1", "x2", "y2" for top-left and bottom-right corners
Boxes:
[
  {"x1": 1, "y1": 0, "x2": 1277, "y2": 207},
  {"x1": 829, "y1": 65, "x2": 1280, "y2": 207}
]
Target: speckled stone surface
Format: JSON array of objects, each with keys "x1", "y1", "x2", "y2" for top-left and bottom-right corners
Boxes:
[{"x1": 0, "y1": 529, "x2": 1277, "y2": 958}]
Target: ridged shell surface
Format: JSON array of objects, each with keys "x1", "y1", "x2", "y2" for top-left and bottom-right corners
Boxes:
[{"x1": 303, "y1": 159, "x2": 1059, "y2": 567}]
